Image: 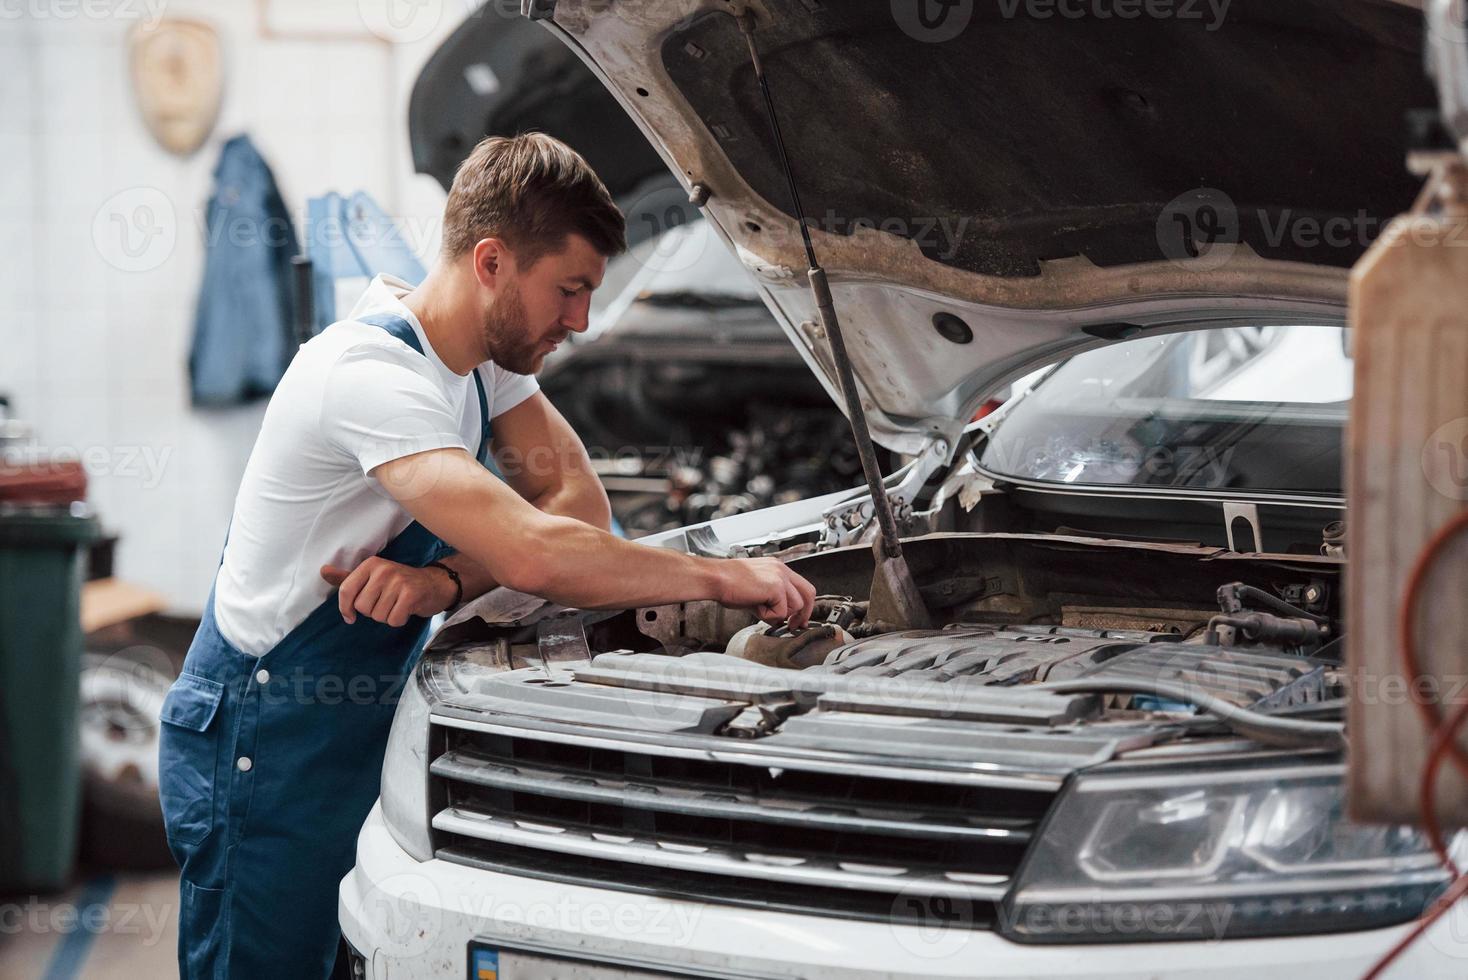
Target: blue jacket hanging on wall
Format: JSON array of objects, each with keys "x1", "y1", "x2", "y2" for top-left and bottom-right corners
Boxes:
[{"x1": 189, "y1": 135, "x2": 300, "y2": 407}]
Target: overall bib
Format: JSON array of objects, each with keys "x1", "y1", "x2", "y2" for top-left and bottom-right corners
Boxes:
[{"x1": 159, "y1": 313, "x2": 490, "y2": 979}]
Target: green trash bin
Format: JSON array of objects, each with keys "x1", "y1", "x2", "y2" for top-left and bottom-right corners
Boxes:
[{"x1": 0, "y1": 505, "x2": 101, "y2": 891}]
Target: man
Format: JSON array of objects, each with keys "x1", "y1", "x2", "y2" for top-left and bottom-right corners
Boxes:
[{"x1": 158, "y1": 133, "x2": 817, "y2": 979}]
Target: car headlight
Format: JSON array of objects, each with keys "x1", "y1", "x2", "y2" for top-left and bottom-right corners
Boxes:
[
  {"x1": 378, "y1": 664, "x2": 434, "y2": 861},
  {"x1": 1002, "y1": 763, "x2": 1451, "y2": 943}
]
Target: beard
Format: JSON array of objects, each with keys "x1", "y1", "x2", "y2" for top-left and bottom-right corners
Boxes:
[{"x1": 479, "y1": 280, "x2": 544, "y2": 375}]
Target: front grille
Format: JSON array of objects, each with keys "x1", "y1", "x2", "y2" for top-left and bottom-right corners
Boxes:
[{"x1": 428, "y1": 720, "x2": 1058, "y2": 926}]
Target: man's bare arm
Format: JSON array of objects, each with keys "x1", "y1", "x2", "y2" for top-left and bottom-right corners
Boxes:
[
  {"x1": 431, "y1": 393, "x2": 612, "y2": 603},
  {"x1": 492, "y1": 392, "x2": 612, "y2": 531},
  {"x1": 332, "y1": 446, "x2": 813, "y2": 626}
]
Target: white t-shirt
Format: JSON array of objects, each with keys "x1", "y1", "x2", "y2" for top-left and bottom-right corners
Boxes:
[{"x1": 213, "y1": 274, "x2": 539, "y2": 656}]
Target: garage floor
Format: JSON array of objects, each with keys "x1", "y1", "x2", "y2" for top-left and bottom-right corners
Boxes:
[{"x1": 0, "y1": 871, "x2": 180, "y2": 979}]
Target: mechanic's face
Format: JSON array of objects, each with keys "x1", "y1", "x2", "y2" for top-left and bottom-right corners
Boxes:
[{"x1": 482, "y1": 233, "x2": 605, "y2": 375}]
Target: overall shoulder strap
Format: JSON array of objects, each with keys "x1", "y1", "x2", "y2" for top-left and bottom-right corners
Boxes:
[
  {"x1": 356, "y1": 311, "x2": 423, "y2": 355},
  {"x1": 469, "y1": 368, "x2": 491, "y2": 465},
  {"x1": 355, "y1": 311, "x2": 490, "y2": 462}
]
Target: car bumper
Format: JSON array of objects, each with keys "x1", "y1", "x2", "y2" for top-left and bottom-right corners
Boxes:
[{"x1": 341, "y1": 802, "x2": 1468, "y2": 980}]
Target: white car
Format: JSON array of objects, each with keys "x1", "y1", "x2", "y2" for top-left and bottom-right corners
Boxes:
[{"x1": 341, "y1": 1, "x2": 1468, "y2": 976}]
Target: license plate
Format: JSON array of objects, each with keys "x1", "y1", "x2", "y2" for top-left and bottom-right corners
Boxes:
[
  {"x1": 467, "y1": 942, "x2": 712, "y2": 980},
  {"x1": 469, "y1": 945, "x2": 500, "y2": 980}
]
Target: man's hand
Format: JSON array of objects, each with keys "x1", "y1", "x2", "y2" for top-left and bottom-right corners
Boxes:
[
  {"x1": 717, "y1": 557, "x2": 817, "y2": 629},
  {"x1": 370, "y1": 448, "x2": 822, "y2": 626},
  {"x1": 320, "y1": 558, "x2": 459, "y2": 626}
]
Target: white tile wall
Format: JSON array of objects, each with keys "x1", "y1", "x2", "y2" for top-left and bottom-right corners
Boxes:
[{"x1": 0, "y1": 2, "x2": 458, "y2": 613}]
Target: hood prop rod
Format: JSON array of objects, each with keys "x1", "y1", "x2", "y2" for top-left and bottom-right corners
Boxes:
[{"x1": 738, "y1": 12, "x2": 931, "y2": 629}]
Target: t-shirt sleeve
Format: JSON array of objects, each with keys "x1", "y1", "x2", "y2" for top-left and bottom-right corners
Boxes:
[
  {"x1": 488, "y1": 364, "x2": 540, "y2": 419},
  {"x1": 321, "y1": 343, "x2": 469, "y2": 475}
]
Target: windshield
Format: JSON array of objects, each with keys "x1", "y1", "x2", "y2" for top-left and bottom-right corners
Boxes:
[{"x1": 978, "y1": 325, "x2": 1349, "y2": 496}]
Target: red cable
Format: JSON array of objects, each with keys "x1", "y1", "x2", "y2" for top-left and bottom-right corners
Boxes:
[
  {"x1": 1362, "y1": 513, "x2": 1468, "y2": 978},
  {"x1": 1419, "y1": 699, "x2": 1468, "y2": 874},
  {"x1": 1396, "y1": 510, "x2": 1468, "y2": 780},
  {"x1": 1361, "y1": 700, "x2": 1468, "y2": 978},
  {"x1": 1362, "y1": 869, "x2": 1468, "y2": 980}
]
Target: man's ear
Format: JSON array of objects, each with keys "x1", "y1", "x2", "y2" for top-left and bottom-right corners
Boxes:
[{"x1": 470, "y1": 237, "x2": 512, "y2": 288}]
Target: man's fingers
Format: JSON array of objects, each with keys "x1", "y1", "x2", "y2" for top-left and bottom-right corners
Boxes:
[
  {"x1": 354, "y1": 570, "x2": 386, "y2": 620},
  {"x1": 385, "y1": 593, "x2": 414, "y2": 628},
  {"x1": 369, "y1": 584, "x2": 399, "y2": 624},
  {"x1": 320, "y1": 564, "x2": 350, "y2": 587},
  {"x1": 337, "y1": 562, "x2": 376, "y2": 624},
  {"x1": 797, "y1": 573, "x2": 817, "y2": 608},
  {"x1": 789, "y1": 579, "x2": 807, "y2": 627},
  {"x1": 793, "y1": 574, "x2": 817, "y2": 629},
  {"x1": 759, "y1": 584, "x2": 790, "y2": 625},
  {"x1": 785, "y1": 577, "x2": 813, "y2": 630},
  {"x1": 784, "y1": 580, "x2": 804, "y2": 629}
]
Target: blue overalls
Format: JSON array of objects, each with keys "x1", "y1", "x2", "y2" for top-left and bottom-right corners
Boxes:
[{"x1": 159, "y1": 313, "x2": 490, "y2": 979}]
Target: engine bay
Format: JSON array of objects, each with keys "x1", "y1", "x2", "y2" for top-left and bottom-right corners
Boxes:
[{"x1": 424, "y1": 533, "x2": 1344, "y2": 757}]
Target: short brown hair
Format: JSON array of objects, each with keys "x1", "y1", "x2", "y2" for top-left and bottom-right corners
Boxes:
[{"x1": 440, "y1": 133, "x2": 626, "y2": 266}]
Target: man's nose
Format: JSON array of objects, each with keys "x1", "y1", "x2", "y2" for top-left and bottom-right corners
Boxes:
[{"x1": 562, "y1": 298, "x2": 592, "y2": 333}]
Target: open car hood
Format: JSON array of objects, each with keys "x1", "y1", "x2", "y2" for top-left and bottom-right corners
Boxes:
[
  {"x1": 408, "y1": 2, "x2": 680, "y2": 242},
  {"x1": 529, "y1": 0, "x2": 1433, "y2": 452}
]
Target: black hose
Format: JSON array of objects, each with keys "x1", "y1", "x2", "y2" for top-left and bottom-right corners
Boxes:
[
  {"x1": 1038, "y1": 677, "x2": 1346, "y2": 750},
  {"x1": 1217, "y1": 582, "x2": 1329, "y2": 625}
]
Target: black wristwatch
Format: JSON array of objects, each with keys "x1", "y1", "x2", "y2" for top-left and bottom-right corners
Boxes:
[{"x1": 426, "y1": 560, "x2": 463, "y2": 609}]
